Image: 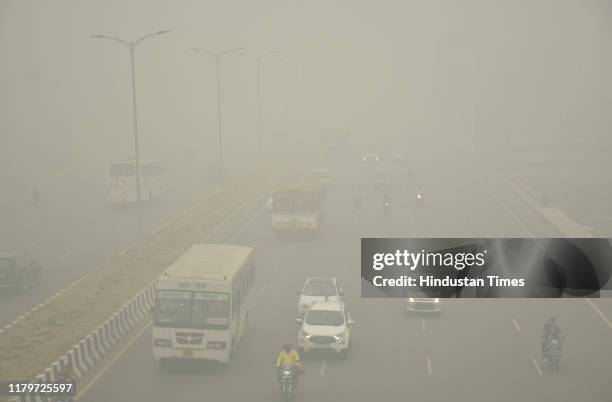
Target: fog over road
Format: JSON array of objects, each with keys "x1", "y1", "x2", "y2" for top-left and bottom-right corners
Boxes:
[
  {"x1": 0, "y1": 163, "x2": 211, "y2": 327},
  {"x1": 77, "y1": 149, "x2": 612, "y2": 402},
  {"x1": 2, "y1": 1, "x2": 612, "y2": 401}
]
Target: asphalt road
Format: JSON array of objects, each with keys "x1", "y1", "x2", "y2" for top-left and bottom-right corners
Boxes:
[
  {"x1": 0, "y1": 161, "x2": 212, "y2": 327},
  {"x1": 78, "y1": 150, "x2": 612, "y2": 402}
]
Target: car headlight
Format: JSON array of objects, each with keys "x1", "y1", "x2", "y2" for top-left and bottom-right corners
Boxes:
[
  {"x1": 300, "y1": 330, "x2": 311, "y2": 339},
  {"x1": 433, "y1": 298, "x2": 440, "y2": 303},
  {"x1": 334, "y1": 331, "x2": 347, "y2": 342},
  {"x1": 362, "y1": 157, "x2": 367, "y2": 161},
  {"x1": 408, "y1": 298, "x2": 415, "y2": 302}
]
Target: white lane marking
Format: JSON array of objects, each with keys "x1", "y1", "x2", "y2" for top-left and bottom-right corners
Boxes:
[
  {"x1": 77, "y1": 321, "x2": 153, "y2": 398},
  {"x1": 421, "y1": 319, "x2": 426, "y2": 332},
  {"x1": 531, "y1": 357, "x2": 543, "y2": 375},
  {"x1": 259, "y1": 284, "x2": 267, "y2": 295},
  {"x1": 512, "y1": 318, "x2": 521, "y2": 332},
  {"x1": 426, "y1": 357, "x2": 432, "y2": 375},
  {"x1": 320, "y1": 360, "x2": 327, "y2": 376},
  {"x1": 343, "y1": 266, "x2": 347, "y2": 276},
  {"x1": 485, "y1": 181, "x2": 611, "y2": 329},
  {"x1": 512, "y1": 181, "x2": 593, "y2": 237},
  {"x1": 483, "y1": 185, "x2": 536, "y2": 238},
  {"x1": 227, "y1": 206, "x2": 264, "y2": 242},
  {"x1": 202, "y1": 195, "x2": 263, "y2": 243},
  {"x1": 585, "y1": 298, "x2": 612, "y2": 329}
]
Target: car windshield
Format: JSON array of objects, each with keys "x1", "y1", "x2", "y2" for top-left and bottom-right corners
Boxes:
[
  {"x1": 305, "y1": 310, "x2": 344, "y2": 326},
  {"x1": 303, "y1": 281, "x2": 337, "y2": 296}
]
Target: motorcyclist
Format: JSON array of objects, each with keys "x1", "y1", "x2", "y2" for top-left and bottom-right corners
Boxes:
[
  {"x1": 276, "y1": 344, "x2": 302, "y2": 388},
  {"x1": 542, "y1": 317, "x2": 562, "y2": 357},
  {"x1": 545, "y1": 338, "x2": 562, "y2": 370},
  {"x1": 543, "y1": 317, "x2": 562, "y2": 340}
]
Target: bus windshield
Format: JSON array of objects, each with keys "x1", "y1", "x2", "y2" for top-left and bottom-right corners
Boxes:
[
  {"x1": 273, "y1": 196, "x2": 318, "y2": 214},
  {"x1": 109, "y1": 163, "x2": 135, "y2": 178},
  {"x1": 154, "y1": 290, "x2": 230, "y2": 330}
]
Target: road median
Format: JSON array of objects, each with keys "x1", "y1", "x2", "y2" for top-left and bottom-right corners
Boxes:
[{"x1": 0, "y1": 150, "x2": 308, "y2": 400}]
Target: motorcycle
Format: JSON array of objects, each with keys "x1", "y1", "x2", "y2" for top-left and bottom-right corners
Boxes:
[
  {"x1": 543, "y1": 336, "x2": 563, "y2": 373},
  {"x1": 278, "y1": 367, "x2": 297, "y2": 401}
]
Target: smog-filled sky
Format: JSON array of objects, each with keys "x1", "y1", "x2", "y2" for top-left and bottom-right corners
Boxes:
[
  {"x1": 2, "y1": 0, "x2": 612, "y2": 178},
  {"x1": 1, "y1": 2, "x2": 612, "y2": 402}
]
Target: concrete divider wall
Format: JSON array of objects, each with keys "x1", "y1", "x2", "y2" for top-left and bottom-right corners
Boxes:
[{"x1": 14, "y1": 282, "x2": 157, "y2": 402}]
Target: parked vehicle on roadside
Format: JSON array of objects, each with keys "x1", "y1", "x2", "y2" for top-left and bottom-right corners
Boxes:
[{"x1": 0, "y1": 251, "x2": 42, "y2": 292}]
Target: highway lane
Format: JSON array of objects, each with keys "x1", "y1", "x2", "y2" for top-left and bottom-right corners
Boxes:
[
  {"x1": 80, "y1": 154, "x2": 612, "y2": 402},
  {"x1": 0, "y1": 162, "x2": 213, "y2": 326}
]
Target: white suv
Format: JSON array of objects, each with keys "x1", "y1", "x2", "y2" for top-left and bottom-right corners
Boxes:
[
  {"x1": 296, "y1": 301, "x2": 354, "y2": 358},
  {"x1": 296, "y1": 277, "x2": 342, "y2": 318}
]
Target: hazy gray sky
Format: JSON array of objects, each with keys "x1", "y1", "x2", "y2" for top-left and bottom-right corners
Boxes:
[{"x1": 2, "y1": 0, "x2": 611, "y2": 178}]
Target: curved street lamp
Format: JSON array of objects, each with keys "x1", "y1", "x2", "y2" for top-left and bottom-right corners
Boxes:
[{"x1": 91, "y1": 30, "x2": 171, "y2": 205}]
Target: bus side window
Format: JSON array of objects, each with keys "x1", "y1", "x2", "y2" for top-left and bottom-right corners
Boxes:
[{"x1": 234, "y1": 291, "x2": 241, "y2": 317}]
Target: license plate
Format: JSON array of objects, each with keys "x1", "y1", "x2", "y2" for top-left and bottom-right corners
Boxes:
[{"x1": 181, "y1": 350, "x2": 194, "y2": 357}]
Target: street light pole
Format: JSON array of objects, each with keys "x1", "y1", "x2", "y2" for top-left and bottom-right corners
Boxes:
[
  {"x1": 256, "y1": 58, "x2": 263, "y2": 149},
  {"x1": 91, "y1": 30, "x2": 170, "y2": 236},
  {"x1": 243, "y1": 51, "x2": 282, "y2": 149},
  {"x1": 128, "y1": 45, "x2": 142, "y2": 205},
  {"x1": 190, "y1": 47, "x2": 245, "y2": 179},
  {"x1": 215, "y1": 54, "x2": 224, "y2": 174}
]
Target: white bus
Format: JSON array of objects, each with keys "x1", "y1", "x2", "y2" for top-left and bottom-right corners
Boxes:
[
  {"x1": 106, "y1": 159, "x2": 163, "y2": 204},
  {"x1": 272, "y1": 180, "x2": 325, "y2": 235},
  {"x1": 152, "y1": 244, "x2": 255, "y2": 366}
]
